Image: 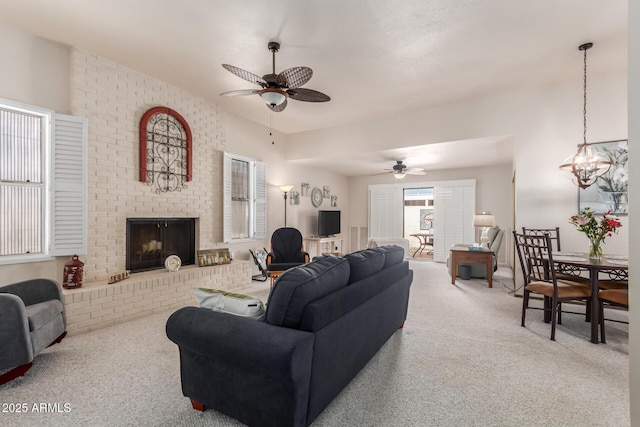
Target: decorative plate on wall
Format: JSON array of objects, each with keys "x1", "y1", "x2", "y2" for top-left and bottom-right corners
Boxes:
[{"x1": 311, "y1": 187, "x2": 323, "y2": 207}]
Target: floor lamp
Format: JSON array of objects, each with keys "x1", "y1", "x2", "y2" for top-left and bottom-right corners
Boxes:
[{"x1": 279, "y1": 185, "x2": 294, "y2": 226}]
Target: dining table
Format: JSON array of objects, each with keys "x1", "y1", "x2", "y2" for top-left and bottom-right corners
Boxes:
[
  {"x1": 410, "y1": 232, "x2": 434, "y2": 257},
  {"x1": 552, "y1": 253, "x2": 628, "y2": 343}
]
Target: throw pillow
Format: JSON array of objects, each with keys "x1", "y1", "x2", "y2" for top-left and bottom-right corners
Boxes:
[{"x1": 193, "y1": 288, "x2": 265, "y2": 320}]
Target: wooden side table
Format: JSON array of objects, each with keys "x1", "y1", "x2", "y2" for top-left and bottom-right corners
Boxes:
[
  {"x1": 449, "y1": 245, "x2": 494, "y2": 288},
  {"x1": 268, "y1": 270, "x2": 285, "y2": 287}
]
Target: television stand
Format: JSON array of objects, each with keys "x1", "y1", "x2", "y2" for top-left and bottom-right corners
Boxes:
[{"x1": 304, "y1": 236, "x2": 344, "y2": 258}]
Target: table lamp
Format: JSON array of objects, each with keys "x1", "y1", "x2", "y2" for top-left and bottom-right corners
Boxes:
[{"x1": 473, "y1": 212, "x2": 496, "y2": 247}]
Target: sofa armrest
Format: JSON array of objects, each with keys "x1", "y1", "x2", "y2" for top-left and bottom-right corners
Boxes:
[
  {"x1": 166, "y1": 306, "x2": 313, "y2": 379},
  {"x1": 0, "y1": 279, "x2": 63, "y2": 307},
  {"x1": 0, "y1": 294, "x2": 34, "y2": 369},
  {"x1": 166, "y1": 306, "x2": 314, "y2": 427}
]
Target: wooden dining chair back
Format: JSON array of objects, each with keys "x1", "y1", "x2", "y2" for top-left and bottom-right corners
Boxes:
[
  {"x1": 522, "y1": 227, "x2": 561, "y2": 251},
  {"x1": 598, "y1": 288, "x2": 629, "y2": 343},
  {"x1": 598, "y1": 269, "x2": 628, "y2": 290},
  {"x1": 522, "y1": 226, "x2": 590, "y2": 284},
  {"x1": 513, "y1": 231, "x2": 592, "y2": 341}
]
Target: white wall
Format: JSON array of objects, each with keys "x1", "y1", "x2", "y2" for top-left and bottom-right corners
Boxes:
[
  {"x1": 0, "y1": 23, "x2": 70, "y2": 113},
  {"x1": 628, "y1": 2, "x2": 639, "y2": 424},
  {"x1": 290, "y1": 72, "x2": 628, "y2": 257}
]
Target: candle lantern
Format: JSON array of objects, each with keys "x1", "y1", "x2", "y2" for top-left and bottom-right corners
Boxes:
[{"x1": 63, "y1": 255, "x2": 84, "y2": 289}]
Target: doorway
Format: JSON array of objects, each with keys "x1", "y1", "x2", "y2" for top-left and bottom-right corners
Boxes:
[{"x1": 403, "y1": 188, "x2": 434, "y2": 260}]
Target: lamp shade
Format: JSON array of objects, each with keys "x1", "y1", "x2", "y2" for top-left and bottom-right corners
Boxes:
[
  {"x1": 279, "y1": 185, "x2": 294, "y2": 193},
  {"x1": 260, "y1": 88, "x2": 287, "y2": 106},
  {"x1": 473, "y1": 212, "x2": 496, "y2": 228},
  {"x1": 394, "y1": 172, "x2": 407, "y2": 179}
]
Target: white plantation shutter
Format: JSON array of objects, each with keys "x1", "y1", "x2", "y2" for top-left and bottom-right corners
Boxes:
[
  {"x1": 368, "y1": 184, "x2": 404, "y2": 238},
  {"x1": 368, "y1": 179, "x2": 475, "y2": 262},
  {"x1": 432, "y1": 180, "x2": 475, "y2": 262},
  {"x1": 223, "y1": 153, "x2": 233, "y2": 243},
  {"x1": 51, "y1": 114, "x2": 87, "y2": 255},
  {"x1": 254, "y1": 161, "x2": 266, "y2": 239}
]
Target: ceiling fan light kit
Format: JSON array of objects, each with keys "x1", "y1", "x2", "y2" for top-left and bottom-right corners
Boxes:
[
  {"x1": 220, "y1": 41, "x2": 330, "y2": 112},
  {"x1": 259, "y1": 88, "x2": 287, "y2": 107},
  {"x1": 382, "y1": 160, "x2": 425, "y2": 179},
  {"x1": 394, "y1": 171, "x2": 407, "y2": 179},
  {"x1": 559, "y1": 42, "x2": 612, "y2": 189}
]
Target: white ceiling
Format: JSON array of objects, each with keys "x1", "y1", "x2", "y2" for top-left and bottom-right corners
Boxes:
[{"x1": 0, "y1": 0, "x2": 628, "y2": 175}]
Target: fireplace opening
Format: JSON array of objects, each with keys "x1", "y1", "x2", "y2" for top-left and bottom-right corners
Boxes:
[{"x1": 126, "y1": 218, "x2": 196, "y2": 273}]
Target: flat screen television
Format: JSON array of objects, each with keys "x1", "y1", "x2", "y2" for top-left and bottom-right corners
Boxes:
[{"x1": 318, "y1": 210, "x2": 340, "y2": 237}]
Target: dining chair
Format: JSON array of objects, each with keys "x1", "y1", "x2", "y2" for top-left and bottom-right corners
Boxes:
[
  {"x1": 513, "y1": 231, "x2": 592, "y2": 341},
  {"x1": 598, "y1": 288, "x2": 629, "y2": 343},
  {"x1": 522, "y1": 227, "x2": 561, "y2": 251},
  {"x1": 522, "y1": 226, "x2": 589, "y2": 284},
  {"x1": 597, "y1": 268, "x2": 629, "y2": 290}
]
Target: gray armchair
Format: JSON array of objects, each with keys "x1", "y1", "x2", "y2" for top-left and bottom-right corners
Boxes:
[
  {"x1": 0, "y1": 278, "x2": 67, "y2": 384},
  {"x1": 447, "y1": 227, "x2": 504, "y2": 279}
]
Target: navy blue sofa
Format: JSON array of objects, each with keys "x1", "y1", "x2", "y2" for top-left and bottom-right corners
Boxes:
[{"x1": 166, "y1": 245, "x2": 412, "y2": 427}]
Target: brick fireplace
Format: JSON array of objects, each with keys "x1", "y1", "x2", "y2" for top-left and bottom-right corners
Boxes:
[{"x1": 59, "y1": 50, "x2": 256, "y2": 335}]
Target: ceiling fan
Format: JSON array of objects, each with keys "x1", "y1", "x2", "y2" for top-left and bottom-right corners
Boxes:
[
  {"x1": 384, "y1": 161, "x2": 426, "y2": 179},
  {"x1": 219, "y1": 41, "x2": 330, "y2": 112}
]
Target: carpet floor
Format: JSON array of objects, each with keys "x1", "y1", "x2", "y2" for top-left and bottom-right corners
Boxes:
[{"x1": 0, "y1": 261, "x2": 629, "y2": 426}]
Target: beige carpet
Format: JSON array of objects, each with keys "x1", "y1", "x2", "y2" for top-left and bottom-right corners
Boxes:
[{"x1": 0, "y1": 261, "x2": 629, "y2": 426}]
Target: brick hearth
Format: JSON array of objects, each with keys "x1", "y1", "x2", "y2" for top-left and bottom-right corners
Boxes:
[{"x1": 62, "y1": 260, "x2": 252, "y2": 335}]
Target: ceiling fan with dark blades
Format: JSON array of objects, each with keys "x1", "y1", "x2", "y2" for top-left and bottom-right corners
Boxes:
[
  {"x1": 382, "y1": 160, "x2": 426, "y2": 179},
  {"x1": 220, "y1": 41, "x2": 330, "y2": 112}
]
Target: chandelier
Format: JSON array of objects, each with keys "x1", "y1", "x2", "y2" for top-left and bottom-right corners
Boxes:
[{"x1": 559, "y1": 43, "x2": 611, "y2": 189}]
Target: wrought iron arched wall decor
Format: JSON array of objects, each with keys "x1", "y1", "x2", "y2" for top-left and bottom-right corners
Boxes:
[{"x1": 139, "y1": 107, "x2": 192, "y2": 193}]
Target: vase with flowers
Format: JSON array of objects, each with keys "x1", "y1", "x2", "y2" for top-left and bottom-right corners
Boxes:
[{"x1": 569, "y1": 208, "x2": 622, "y2": 260}]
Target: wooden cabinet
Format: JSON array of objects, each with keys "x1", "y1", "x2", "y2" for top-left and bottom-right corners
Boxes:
[{"x1": 304, "y1": 236, "x2": 344, "y2": 258}]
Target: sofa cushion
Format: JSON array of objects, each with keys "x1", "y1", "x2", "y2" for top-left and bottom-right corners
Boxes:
[
  {"x1": 344, "y1": 249, "x2": 385, "y2": 285},
  {"x1": 194, "y1": 288, "x2": 265, "y2": 320},
  {"x1": 265, "y1": 256, "x2": 350, "y2": 329},
  {"x1": 371, "y1": 245, "x2": 405, "y2": 268},
  {"x1": 25, "y1": 299, "x2": 64, "y2": 332}
]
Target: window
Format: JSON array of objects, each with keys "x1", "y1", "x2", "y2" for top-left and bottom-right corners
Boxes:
[
  {"x1": 0, "y1": 98, "x2": 87, "y2": 264},
  {"x1": 223, "y1": 152, "x2": 266, "y2": 243}
]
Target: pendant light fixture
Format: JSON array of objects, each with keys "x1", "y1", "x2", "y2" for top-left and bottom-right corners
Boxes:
[{"x1": 559, "y1": 42, "x2": 611, "y2": 189}]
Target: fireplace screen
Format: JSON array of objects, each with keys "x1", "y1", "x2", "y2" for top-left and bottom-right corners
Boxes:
[{"x1": 126, "y1": 218, "x2": 195, "y2": 273}]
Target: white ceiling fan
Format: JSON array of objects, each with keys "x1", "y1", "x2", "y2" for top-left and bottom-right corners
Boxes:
[{"x1": 382, "y1": 160, "x2": 426, "y2": 179}]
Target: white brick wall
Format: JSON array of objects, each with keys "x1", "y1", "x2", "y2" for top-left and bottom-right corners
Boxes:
[
  {"x1": 62, "y1": 261, "x2": 253, "y2": 334},
  {"x1": 70, "y1": 49, "x2": 226, "y2": 282}
]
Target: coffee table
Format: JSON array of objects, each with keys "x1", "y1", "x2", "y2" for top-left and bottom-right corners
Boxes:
[{"x1": 449, "y1": 245, "x2": 494, "y2": 288}]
